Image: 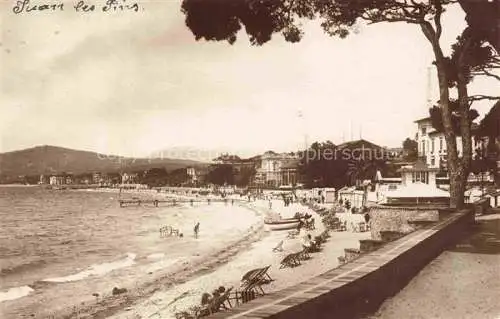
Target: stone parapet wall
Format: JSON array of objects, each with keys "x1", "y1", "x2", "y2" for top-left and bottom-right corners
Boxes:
[
  {"x1": 209, "y1": 209, "x2": 474, "y2": 319},
  {"x1": 368, "y1": 204, "x2": 440, "y2": 240}
]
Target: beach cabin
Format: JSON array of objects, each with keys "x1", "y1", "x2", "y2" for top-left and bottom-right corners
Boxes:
[
  {"x1": 323, "y1": 188, "x2": 336, "y2": 203},
  {"x1": 338, "y1": 187, "x2": 364, "y2": 208},
  {"x1": 380, "y1": 161, "x2": 449, "y2": 206}
]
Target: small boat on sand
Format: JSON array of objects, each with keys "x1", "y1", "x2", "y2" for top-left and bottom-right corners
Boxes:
[{"x1": 264, "y1": 218, "x2": 300, "y2": 231}]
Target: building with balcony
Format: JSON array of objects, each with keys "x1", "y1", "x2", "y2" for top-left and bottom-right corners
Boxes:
[{"x1": 414, "y1": 117, "x2": 482, "y2": 169}]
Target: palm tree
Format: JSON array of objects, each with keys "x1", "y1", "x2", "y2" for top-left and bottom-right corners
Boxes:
[{"x1": 346, "y1": 159, "x2": 381, "y2": 207}]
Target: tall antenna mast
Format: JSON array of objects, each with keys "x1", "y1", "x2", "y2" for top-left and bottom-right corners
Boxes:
[
  {"x1": 426, "y1": 66, "x2": 432, "y2": 108},
  {"x1": 350, "y1": 120, "x2": 353, "y2": 141}
]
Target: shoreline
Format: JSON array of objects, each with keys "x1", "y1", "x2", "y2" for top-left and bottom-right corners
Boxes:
[
  {"x1": 108, "y1": 201, "x2": 371, "y2": 319},
  {"x1": 60, "y1": 203, "x2": 266, "y2": 319},
  {"x1": 70, "y1": 221, "x2": 266, "y2": 319},
  {"x1": 0, "y1": 200, "x2": 266, "y2": 319}
]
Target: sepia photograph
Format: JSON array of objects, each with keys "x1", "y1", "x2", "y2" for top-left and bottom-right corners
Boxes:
[{"x1": 1, "y1": 0, "x2": 499, "y2": 318}]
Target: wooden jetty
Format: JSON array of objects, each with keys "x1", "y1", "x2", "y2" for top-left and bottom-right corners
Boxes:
[{"x1": 118, "y1": 197, "x2": 240, "y2": 207}]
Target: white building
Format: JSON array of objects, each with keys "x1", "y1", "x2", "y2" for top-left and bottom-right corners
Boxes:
[
  {"x1": 121, "y1": 172, "x2": 138, "y2": 184},
  {"x1": 254, "y1": 151, "x2": 299, "y2": 188},
  {"x1": 49, "y1": 175, "x2": 65, "y2": 185},
  {"x1": 414, "y1": 117, "x2": 481, "y2": 169}
]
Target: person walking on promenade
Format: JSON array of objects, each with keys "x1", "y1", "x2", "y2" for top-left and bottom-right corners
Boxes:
[
  {"x1": 194, "y1": 222, "x2": 200, "y2": 239},
  {"x1": 364, "y1": 212, "x2": 370, "y2": 223}
]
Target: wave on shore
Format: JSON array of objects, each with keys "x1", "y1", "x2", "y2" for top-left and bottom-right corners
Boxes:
[
  {"x1": 0, "y1": 286, "x2": 34, "y2": 303},
  {"x1": 42, "y1": 253, "x2": 137, "y2": 283}
]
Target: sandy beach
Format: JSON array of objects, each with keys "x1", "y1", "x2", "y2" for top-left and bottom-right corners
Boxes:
[{"x1": 104, "y1": 200, "x2": 370, "y2": 319}]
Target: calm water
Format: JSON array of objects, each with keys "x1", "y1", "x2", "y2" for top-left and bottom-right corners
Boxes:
[{"x1": 0, "y1": 186, "x2": 259, "y2": 313}]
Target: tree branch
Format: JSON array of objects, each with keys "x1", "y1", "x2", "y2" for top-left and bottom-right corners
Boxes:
[
  {"x1": 432, "y1": 0, "x2": 443, "y2": 39},
  {"x1": 469, "y1": 95, "x2": 500, "y2": 102},
  {"x1": 480, "y1": 69, "x2": 500, "y2": 81}
]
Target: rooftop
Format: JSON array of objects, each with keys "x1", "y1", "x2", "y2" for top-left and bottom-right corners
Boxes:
[
  {"x1": 398, "y1": 161, "x2": 440, "y2": 173},
  {"x1": 386, "y1": 182, "x2": 450, "y2": 199},
  {"x1": 414, "y1": 116, "x2": 431, "y2": 123},
  {"x1": 336, "y1": 139, "x2": 384, "y2": 151}
]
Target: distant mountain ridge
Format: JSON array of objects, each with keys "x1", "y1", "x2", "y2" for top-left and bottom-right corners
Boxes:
[{"x1": 0, "y1": 145, "x2": 206, "y2": 179}]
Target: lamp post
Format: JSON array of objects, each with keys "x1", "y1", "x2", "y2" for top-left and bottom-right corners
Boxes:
[{"x1": 297, "y1": 109, "x2": 308, "y2": 156}]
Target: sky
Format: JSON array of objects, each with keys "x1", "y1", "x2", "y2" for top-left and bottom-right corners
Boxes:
[{"x1": 1, "y1": 1, "x2": 498, "y2": 160}]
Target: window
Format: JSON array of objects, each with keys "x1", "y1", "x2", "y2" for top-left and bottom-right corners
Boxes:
[
  {"x1": 412, "y1": 171, "x2": 429, "y2": 184},
  {"x1": 431, "y1": 157, "x2": 435, "y2": 166},
  {"x1": 431, "y1": 138, "x2": 435, "y2": 153},
  {"x1": 422, "y1": 140, "x2": 426, "y2": 155},
  {"x1": 422, "y1": 127, "x2": 427, "y2": 135},
  {"x1": 439, "y1": 137, "x2": 444, "y2": 151}
]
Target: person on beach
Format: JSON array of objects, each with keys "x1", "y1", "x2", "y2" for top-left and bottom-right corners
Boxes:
[
  {"x1": 194, "y1": 222, "x2": 200, "y2": 239},
  {"x1": 302, "y1": 233, "x2": 312, "y2": 248},
  {"x1": 296, "y1": 218, "x2": 304, "y2": 232},
  {"x1": 201, "y1": 292, "x2": 212, "y2": 305}
]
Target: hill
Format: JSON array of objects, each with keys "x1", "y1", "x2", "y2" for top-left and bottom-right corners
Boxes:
[{"x1": 0, "y1": 145, "x2": 206, "y2": 181}]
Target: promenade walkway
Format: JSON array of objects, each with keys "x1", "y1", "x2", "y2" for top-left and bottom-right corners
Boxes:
[{"x1": 369, "y1": 211, "x2": 500, "y2": 319}]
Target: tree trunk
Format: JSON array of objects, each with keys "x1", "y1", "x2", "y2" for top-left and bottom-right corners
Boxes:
[
  {"x1": 491, "y1": 138, "x2": 500, "y2": 188},
  {"x1": 455, "y1": 28, "x2": 474, "y2": 208},
  {"x1": 450, "y1": 170, "x2": 466, "y2": 207},
  {"x1": 420, "y1": 21, "x2": 461, "y2": 208}
]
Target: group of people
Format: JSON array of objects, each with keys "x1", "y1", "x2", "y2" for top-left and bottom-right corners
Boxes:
[
  {"x1": 158, "y1": 222, "x2": 200, "y2": 239},
  {"x1": 159, "y1": 225, "x2": 183, "y2": 238},
  {"x1": 200, "y1": 286, "x2": 228, "y2": 306},
  {"x1": 295, "y1": 212, "x2": 314, "y2": 232},
  {"x1": 282, "y1": 196, "x2": 295, "y2": 207}
]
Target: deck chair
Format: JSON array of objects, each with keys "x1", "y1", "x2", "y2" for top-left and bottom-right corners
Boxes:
[
  {"x1": 241, "y1": 268, "x2": 261, "y2": 284},
  {"x1": 241, "y1": 269, "x2": 266, "y2": 296},
  {"x1": 298, "y1": 248, "x2": 310, "y2": 260},
  {"x1": 272, "y1": 240, "x2": 284, "y2": 252},
  {"x1": 280, "y1": 253, "x2": 300, "y2": 268},
  {"x1": 254, "y1": 265, "x2": 272, "y2": 283},
  {"x1": 242, "y1": 266, "x2": 272, "y2": 287},
  {"x1": 216, "y1": 287, "x2": 233, "y2": 310},
  {"x1": 315, "y1": 234, "x2": 326, "y2": 245}
]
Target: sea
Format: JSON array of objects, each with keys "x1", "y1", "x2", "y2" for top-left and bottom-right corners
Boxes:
[{"x1": 0, "y1": 186, "x2": 260, "y2": 318}]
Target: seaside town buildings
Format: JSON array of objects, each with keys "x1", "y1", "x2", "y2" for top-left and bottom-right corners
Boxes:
[
  {"x1": 253, "y1": 151, "x2": 300, "y2": 189},
  {"x1": 477, "y1": 101, "x2": 500, "y2": 187},
  {"x1": 121, "y1": 172, "x2": 139, "y2": 184},
  {"x1": 186, "y1": 166, "x2": 208, "y2": 185}
]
